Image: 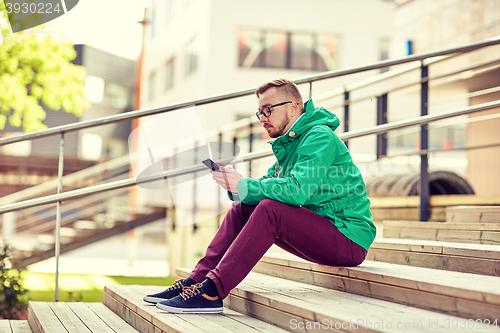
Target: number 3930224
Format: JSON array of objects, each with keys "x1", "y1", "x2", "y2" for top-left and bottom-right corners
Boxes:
[{"x1": 5, "y1": 2, "x2": 62, "y2": 14}]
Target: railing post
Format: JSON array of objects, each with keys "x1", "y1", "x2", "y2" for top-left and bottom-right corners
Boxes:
[
  {"x1": 248, "y1": 123, "x2": 253, "y2": 178},
  {"x1": 376, "y1": 93, "x2": 388, "y2": 159},
  {"x1": 309, "y1": 82, "x2": 313, "y2": 100},
  {"x1": 171, "y1": 148, "x2": 177, "y2": 231},
  {"x1": 54, "y1": 132, "x2": 65, "y2": 302},
  {"x1": 420, "y1": 62, "x2": 430, "y2": 221},
  {"x1": 217, "y1": 132, "x2": 222, "y2": 228},
  {"x1": 344, "y1": 90, "x2": 350, "y2": 148},
  {"x1": 192, "y1": 141, "x2": 198, "y2": 232}
]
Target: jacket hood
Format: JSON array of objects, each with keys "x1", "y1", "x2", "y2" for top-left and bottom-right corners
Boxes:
[{"x1": 277, "y1": 99, "x2": 340, "y2": 139}]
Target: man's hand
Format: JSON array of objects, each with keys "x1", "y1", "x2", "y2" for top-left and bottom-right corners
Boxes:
[{"x1": 211, "y1": 162, "x2": 243, "y2": 193}]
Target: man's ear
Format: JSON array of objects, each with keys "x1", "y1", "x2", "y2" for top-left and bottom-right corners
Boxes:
[{"x1": 292, "y1": 101, "x2": 299, "y2": 116}]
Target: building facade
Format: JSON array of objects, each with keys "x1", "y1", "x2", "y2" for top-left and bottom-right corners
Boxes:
[
  {"x1": 390, "y1": 0, "x2": 500, "y2": 195},
  {"x1": 0, "y1": 45, "x2": 136, "y2": 196},
  {"x1": 134, "y1": 0, "x2": 396, "y2": 271},
  {"x1": 136, "y1": 0, "x2": 396, "y2": 204}
]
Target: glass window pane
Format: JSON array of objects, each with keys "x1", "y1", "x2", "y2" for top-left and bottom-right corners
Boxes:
[
  {"x1": 149, "y1": 72, "x2": 156, "y2": 101},
  {"x1": 84, "y1": 75, "x2": 105, "y2": 104},
  {"x1": 106, "y1": 83, "x2": 129, "y2": 109},
  {"x1": 315, "y1": 34, "x2": 338, "y2": 71},
  {"x1": 151, "y1": 0, "x2": 157, "y2": 37},
  {"x1": 290, "y1": 33, "x2": 314, "y2": 70},
  {"x1": 165, "y1": 58, "x2": 175, "y2": 91},
  {"x1": 185, "y1": 36, "x2": 198, "y2": 76},
  {"x1": 167, "y1": 0, "x2": 176, "y2": 23},
  {"x1": 263, "y1": 31, "x2": 288, "y2": 68},
  {"x1": 81, "y1": 133, "x2": 102, "y2": 161},
  {"x1": 238, "y1": 29, "x2": 264, "y2": 67}
]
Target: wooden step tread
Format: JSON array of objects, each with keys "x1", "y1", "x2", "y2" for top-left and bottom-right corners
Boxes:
[
  {"x1": 251, "y1": 253, "x2": 500, "y2": 322},
  {"x1": 384, "y1": 220, "x2": 500, "y2": 230},
  {"x1": 383, "y1": 220, "x2": 500, "y2": 244},
  {"x1": 0, "y1": 320, "x2": 32, "y2": 333},
  {"x1": 447, "y1": 205, "x2": 500, "y2": 212},
  {"x1": 176, "y1": 268, "x2": 500, "y2": 332},
  {"x1": 103, "y1": 284, "x2": 289, "y2": 333},
  {"x1": 372, "y1": 238, "x2": 500, "y2": 259},
  {"x1": 446, "y1": 205, "x2": 500, "y2": 223},
  {"x1": 369, "y1": 238, "x2": 500, "y2": 276},
  {"x1": 28, "y1": 302, "x2": 138, "y2": 333},
  {"x1": 263, "y1": 253, "x2": 500, "y2": 299}
]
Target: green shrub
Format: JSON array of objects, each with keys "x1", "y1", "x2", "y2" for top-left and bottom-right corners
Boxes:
[{"x1": 0, "y1": 243, "x2": 29, "y2": 319}]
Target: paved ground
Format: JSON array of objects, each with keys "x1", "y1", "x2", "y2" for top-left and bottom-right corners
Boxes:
[{"x1": 27, "y1": 222, "x2": 169, "y2": 277}]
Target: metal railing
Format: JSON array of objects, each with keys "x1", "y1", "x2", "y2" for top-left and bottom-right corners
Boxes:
[{"x1": 1, "y1": 36, "x2": 500, "y2": 301}]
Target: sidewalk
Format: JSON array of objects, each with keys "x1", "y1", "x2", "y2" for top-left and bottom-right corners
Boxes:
[{"x1": 27, "y1": 230, "x2": 169, "y2": 277}]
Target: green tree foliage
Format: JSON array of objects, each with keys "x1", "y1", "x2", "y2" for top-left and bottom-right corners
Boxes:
[
  {"x1": 0, "y1": 2, "x2": 89, "y2": 133},
  {"x1": 0, "y1": 243, "x2": 28, "y2": 319}
]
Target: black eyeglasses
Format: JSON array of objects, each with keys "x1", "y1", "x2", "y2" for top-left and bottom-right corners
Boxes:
[{"x1": 256, "y1": 101, "x2": 293, "y2": 120}]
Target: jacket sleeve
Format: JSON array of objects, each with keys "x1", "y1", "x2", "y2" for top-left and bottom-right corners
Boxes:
[
  {"x1": 227, "y1": 161, "x2": 277, "y2": 202},
  {"x1": 237, "y1": 127, "x2": 337, "y2": 206}
]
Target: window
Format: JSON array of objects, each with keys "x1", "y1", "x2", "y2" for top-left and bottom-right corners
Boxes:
[
  {"x1": 380, "y1": 37, "x2": 390, "y2": 73},
  {"x1": 84, "y1": 75, "x2": 105, "y2": 103},
  {"x1": 149, "y1": 72, "x2": 156, "y2": 101},
  {"x1": 165, "y1": 58, "x2": 175, "y2": 91},
  {"x1": 290, "y1": 33, "x2": 314, "y2": 70},
  {"x1": 105, "y1": 83, "x2": 129, "y2": 109},
  {"x1": 81, "y1": 133, "x2": 102, "y2": 161},
  {"x1": 238, "y1": 28, "x2": 339, "y2": 71},
  {"x1": 151, "y1": 0, "x2": 157, "y2": 37},
  {"x1": 167, "y1": 0, "x2": 176, "y2": 24},
  {"x1": 185, "y1": 36, "x2": 198, "y2": 76}
]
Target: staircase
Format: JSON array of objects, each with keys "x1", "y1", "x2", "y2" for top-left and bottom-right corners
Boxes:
[
  {"x1": 1, "y1": 155, "x2": 167, "y2": 269},
  {"x1": 4, "y1": 205, "x2": 499, "y2": 332},
  {"x1": 10, "y1": 206, "x2": 167, "y2": 268}
]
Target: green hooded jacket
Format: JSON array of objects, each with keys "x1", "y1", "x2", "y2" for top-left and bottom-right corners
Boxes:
[{"x1": 233, "y1": 99, "x2": 376, "y2": 251}]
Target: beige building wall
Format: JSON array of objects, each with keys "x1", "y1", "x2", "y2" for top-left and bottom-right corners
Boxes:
[
  {"x1": 136, "y1": 0, "x2": 396, "y2": 210},
  {"x1": 467, "y1": 88, "x2": 500, "y2": 195},
  {"x1": 392, "y1": 0, "x2": 500, "y2": 195},
  {"x1": 135, "y1": 0, "x2": 396, "y2": 272}
]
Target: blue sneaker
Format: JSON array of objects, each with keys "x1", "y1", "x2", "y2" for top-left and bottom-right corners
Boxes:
[
  {"x1": 144, "y1": 279, "x2": 194, "y2": 304},
  {"x1": 156, "y1": 283, "x2": 223, "y2": 314}
]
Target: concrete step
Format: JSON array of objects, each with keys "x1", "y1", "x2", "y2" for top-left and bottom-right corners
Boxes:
[
  {"x1": 103, "y1": 284, "x2": 289, "y2": 332},
  {"x1": 0, "y1": 320, "x2": 32, "y2": 333},
  {"x1": 11, "y1": 208, "x2": 166, "y2": 269},
  {"x1": 175, "y1": 268, "x2": 500, "y2": 332},
  {"x1": 27, "y1": 302, "x2": 138, "y2": 333},
  {"x1": 245, "y1": 253, "x2": 500, "y2": 323},
  {"x1": 446, "y1": 205, "x2": 500, "y2": 223},
  {"x1": 368, "y1": 238, "x2": 500, "y2": 276},
  {"x1": 383, "y1": 220, "x2": 500, "y2": 244}
]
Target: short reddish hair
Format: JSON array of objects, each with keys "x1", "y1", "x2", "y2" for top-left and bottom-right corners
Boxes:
[{"x1": 256, "y1": 79, "x2": 304, "y2": 112}]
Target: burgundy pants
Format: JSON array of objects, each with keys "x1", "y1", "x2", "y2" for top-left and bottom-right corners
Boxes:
[{"x1": 189, "y1": 199, "x2": 367, "y2": 299}]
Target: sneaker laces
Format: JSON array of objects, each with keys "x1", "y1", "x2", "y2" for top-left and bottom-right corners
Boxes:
[
  {"x1": 180, "y1": 283, "x2": 203, "y2": 300},
  {"x1": 166, "y1": 279, "x2": 184, "y2": 291}
]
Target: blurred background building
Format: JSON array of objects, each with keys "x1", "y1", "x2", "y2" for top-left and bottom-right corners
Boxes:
[
  {"x1": 135, "y1": 0, "x2": 395, "y2": 206},
  {"x1": 390, "y1": 0, "x2": 500, "y2": 195},
  {"x1": 2, "y1": 0, "x2": 500, "y2": 277},
  {"x1": 0, "y1": 44, "x2": 135, "y2": 197}
]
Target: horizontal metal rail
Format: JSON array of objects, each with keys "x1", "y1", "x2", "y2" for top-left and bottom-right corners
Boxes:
[
  {"x1": 321, "y1": 58, "x2": 500, "y2": 110},
  {"x1": 1, "y1": 37, "x2": 499, "y2": 147},
  {"x1": 1, "y1": 99, "x2": 498, "y2": 215},
  {"x1": 384, "y1": 141, "x2": 500, "y2": 159},
  {"x1": 209, "y1": 46, "x2": 500, "y2": 136},
  {"x1": 0, "y1": 154, "x2": 131, "y2": 206}
]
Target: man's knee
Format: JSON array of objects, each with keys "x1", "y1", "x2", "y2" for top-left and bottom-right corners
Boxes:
[
  {"x1": 256, "y1": 199, "x2": 291, "y2": 214},
  {"x1": 257, "y1": 198, "x2": 279, "y2": 209}
]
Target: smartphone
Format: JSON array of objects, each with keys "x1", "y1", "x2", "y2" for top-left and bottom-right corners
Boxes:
[{"x1": 202, "y1": 158, "x2": 221, "y2": 172}]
